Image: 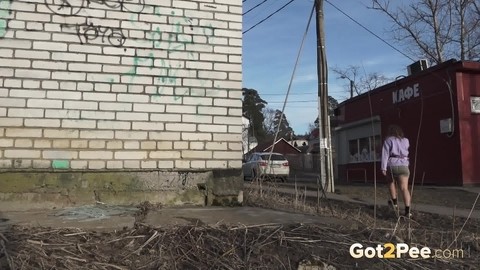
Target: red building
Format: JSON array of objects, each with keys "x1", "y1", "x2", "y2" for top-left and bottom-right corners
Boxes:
[
  {"x1": 334, "y1": 60, "x2": 480, "y2": 186},
  {"x1": 247, "y1": 138, "x2": 301, "y2": 156}
]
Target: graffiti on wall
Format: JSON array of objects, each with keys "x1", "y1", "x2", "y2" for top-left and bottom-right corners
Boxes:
[
  {"x1": 0, "y1": 0, "x2": 12, "y2": 38},
  {"x1": 45, "y1": 0, "x2": 145, "y2": 16},
  {"x1": 2, "y1": 0, "x2": 218, "y2": 94},
  {"x1": 121, "y1": 9, "x2": 216, "y2": 94},
  {"x1": 75, "y1": 18, "x2": 126, "y2": 47},
  {"x1": 45, "y1": 0, "x2": 141, "y2": 46}
]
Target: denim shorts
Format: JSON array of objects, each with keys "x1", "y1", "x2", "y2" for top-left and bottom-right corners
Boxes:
[{"x1": 388, "y1": 166, "x2": 410, "y2": 178}]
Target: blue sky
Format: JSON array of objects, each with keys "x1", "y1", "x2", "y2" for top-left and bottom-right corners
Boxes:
[{"x1": 242, "y1": 0, "x2": 413, "y2": 135}]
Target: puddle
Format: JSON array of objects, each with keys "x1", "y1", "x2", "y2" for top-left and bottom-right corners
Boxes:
[{"x1": 53, "y1": 205, "x2": 138, "y2": 221}]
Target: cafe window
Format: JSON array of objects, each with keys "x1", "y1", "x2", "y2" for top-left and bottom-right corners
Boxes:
[{"x1": 349, "y1": 135, "x2": 381, "y2": 163}]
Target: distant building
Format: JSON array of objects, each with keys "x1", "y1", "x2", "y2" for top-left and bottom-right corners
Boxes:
[
  {"x1": 247, "y1": 138, "x2": 301, "y2": 156},
  {"x1": 290, "y1": 138, "x2": 308, "y2": 149},
  {"x1": 242, "y1": 116, "x2": 257, "y2": 155},
  {"x1": 334, "y1": 60, "x2": 480, "y2": 186}
]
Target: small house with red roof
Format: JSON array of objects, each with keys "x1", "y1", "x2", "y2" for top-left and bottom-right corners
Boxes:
[{"x1": 246, "y1": 138, "x2": 302, "y2": 157}]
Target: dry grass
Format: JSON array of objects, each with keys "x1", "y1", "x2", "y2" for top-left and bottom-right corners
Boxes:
[
  {"x1": 243, "y1": 177, "x2": 480, "y2": 269},
  {"x1": 0, "y1": 178, "x2": 478, "y2": 270},
  {"x1": 1, "y1": 222, "x2": 477, "y2": 270}
]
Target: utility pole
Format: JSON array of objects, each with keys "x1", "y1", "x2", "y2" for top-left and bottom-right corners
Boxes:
[
  {"x1": 340, "y1": 76, "x2": 354, "y2": 98},
  {"x1": 315, "y1": 0, "x2": 334, "y2": 192},
  {"x1": 349, "y1": 79, "x2": 354, "y2": 99}
]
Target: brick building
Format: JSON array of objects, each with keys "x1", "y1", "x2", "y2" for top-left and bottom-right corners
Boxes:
[{"x1": 0, "y1": 0, "x2": 244, "y2": 209}]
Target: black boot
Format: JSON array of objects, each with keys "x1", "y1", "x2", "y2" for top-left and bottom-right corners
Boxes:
[{"x1": 404, "y1": 206, "x2": 412, "y2": 218}]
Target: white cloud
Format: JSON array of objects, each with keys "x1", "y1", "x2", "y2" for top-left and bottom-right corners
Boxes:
[{"x1": 294, "y1": 73, "x2": 317, "y2": 84}]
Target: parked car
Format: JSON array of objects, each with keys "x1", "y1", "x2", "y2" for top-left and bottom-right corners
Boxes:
[{"x1": 242, "y1": 152, "x2": 289, "y2": 181}]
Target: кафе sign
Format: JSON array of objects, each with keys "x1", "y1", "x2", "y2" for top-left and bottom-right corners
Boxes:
[{"x1": 392, "y1": 83, "x2": 420, "y2": 104}]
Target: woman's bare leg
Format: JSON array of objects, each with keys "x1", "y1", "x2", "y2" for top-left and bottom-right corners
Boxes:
[
  {"x1": 388, "y1": 180, "x2": 397, "y2": 202},
  {"x1": 398, "y1": 175, "x2": 411, "y2": 207},
  {"x1": 388, "y1": 173, "x2": 397, "y2": 204}
]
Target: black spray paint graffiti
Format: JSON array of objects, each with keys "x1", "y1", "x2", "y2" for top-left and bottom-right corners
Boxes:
[
  {"x1": 75, "y1": 19, "x2": 126, "y2": 47},
  {"x1": 45, "y1": 0, "x2": 145, "y2": 16}
]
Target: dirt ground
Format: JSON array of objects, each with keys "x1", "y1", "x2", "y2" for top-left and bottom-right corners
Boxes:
[
  {"x1": 335, "y1": 183, "x2": 480, "y2": 209},
  {"x1": 277, "y1": 180, "x2": 480, "y2": 210},
  {"x1": 0, "y1": 183, "x2": 479, "y2": 270}
]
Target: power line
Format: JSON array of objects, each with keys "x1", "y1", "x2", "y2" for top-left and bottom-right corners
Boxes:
[
  {"x1": 242, "y1": 0, "x2": 414, "y2": 65},
  {"x1": 260, "y1": 90, "x2": 345, "y2": 96},
  {"x1": 265, "y1": 2, "x2": 315, "y2": 166},
  {"x1": 243, "y1": 0, "x2": 279, "y2": 25},
  {"x1": 281, "y1": 106, "x2": 318, "y2": 108},
  {"x1": 243, "y1": 0, "x2": 268, "y2": 16},
  {"x1": 324, "y1": 0, "x2": 415, "y2": 62},
  {"x1": 243, "y1": 0, "x2": 297, "y2": 34},
  {"x1": 260, "y1": 92, "x2": 317, "y2": 96},
  {"x1": 268, "y1": 100, "x2": 317, "y2": 103}
]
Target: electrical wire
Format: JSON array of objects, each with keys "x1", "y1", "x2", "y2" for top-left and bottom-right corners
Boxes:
[
  {"x1": 268, "y1": 100, "x2": 317, "y2": 103},
  {"x1": 243, "y1": 0, "x2": 297, "y2": 34},
  {"x1": 406, "y1": 66, "x2": 456, "y2": 240},
  {"x1": 265, "y1": 2, "x2": 315, "y2": 166},
  {"x1": 443, "y1": 70, "x2": 456, "y2": 138},
  {"x1": 366, "y1": 80, "x2": 378, "y2": 232},
  {"x1": 281, "y1": 106, "x2": 318, "y2": 108},
  {"x1": 261, "y1": 91, "x2": 345, "y2": 96},
  {"x1": 243, "y1": 0, "x2": 279, "y2": 25},
  {"x1": 243, "y1": 0, "x2": 268, "y2": 16},
  {"x1": 261, "y1": 92, "x2": 317, "y2": 96},
  {"x1": 324, "y1": 0, "x2": 416, "y2": 62}
]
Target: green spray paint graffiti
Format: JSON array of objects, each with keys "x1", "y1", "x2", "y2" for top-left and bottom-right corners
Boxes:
[
  {"x1": 103, "y1": 8, "x2": 217, "y2": 100},
  {"x1": 52, "y1": 160, "x2": 70, "y2": 170},
  {"x1": 0, "y1": 0, "x2": 12, "y2": 38},
  {"x1": 149, "y1": 9, "x2": 215, "y2": 51},
  {"x1": 121, "y1": 9, "x2": 216, "y2": 99},
  {"x1": 156, "y1": 59, "x2": 180, "y2": 86},
  {"x1": 124, "y1": 52, "x2": 155, "y2": 90}
]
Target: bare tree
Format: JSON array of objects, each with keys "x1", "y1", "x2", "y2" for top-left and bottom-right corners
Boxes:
[
  {"x1": 371, "y1": 0, "x2": 480, "y2": 64},
  {"x1": 332, "y1": 65, "x2": 392, "y2": 96},
  {"x1": 262, "y1": 107, "x2": 276, "y2": 136}
]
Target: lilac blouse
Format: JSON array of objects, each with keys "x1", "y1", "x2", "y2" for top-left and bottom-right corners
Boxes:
[{"x1": 381, "y1": 136, "x2": 410, "y2": 171}]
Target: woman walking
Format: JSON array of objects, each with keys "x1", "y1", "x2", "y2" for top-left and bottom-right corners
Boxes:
[{"x1": 381, "y1": 125, "x2": 412, "y2": 218}]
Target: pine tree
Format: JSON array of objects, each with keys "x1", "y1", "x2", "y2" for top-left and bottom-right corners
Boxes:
[
  {"x1": 272, "y1": 109, "x2": 294, "y2": 140},
  {"x1": 242, "y1": 88, "x2": 268, "y2": 142}
]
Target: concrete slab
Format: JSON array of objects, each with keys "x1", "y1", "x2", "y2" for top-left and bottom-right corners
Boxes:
[
  {"x1": 144, "y1": 206, "x2": 349, "y2": 227},
  {"x1": 0, "y1": 205, "x2": 350, "y2": 232},
  {"x1": 0, "y1": 205, "x2": 136, "y2": 231}
]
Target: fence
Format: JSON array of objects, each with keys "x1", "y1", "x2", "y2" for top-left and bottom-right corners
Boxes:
[{"x1": 285, "y1": 154, "x2": 321, "y2": 173}]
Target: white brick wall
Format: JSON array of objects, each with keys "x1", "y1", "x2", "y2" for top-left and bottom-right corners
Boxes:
[{"x1": 0, "y1": 0, "x2": 242, "y2": 171}]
